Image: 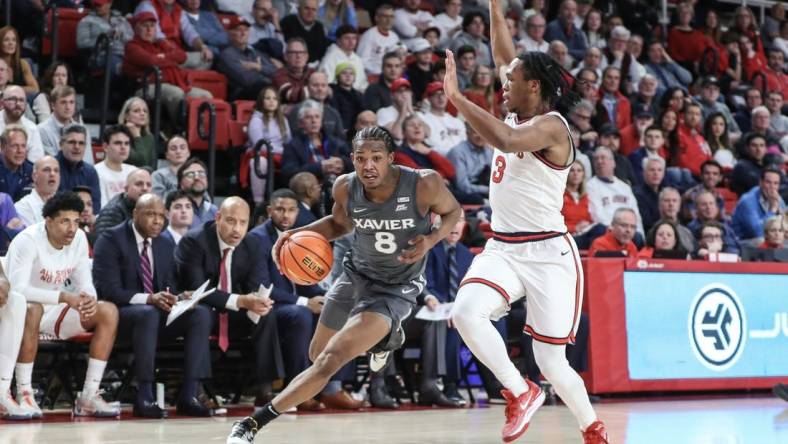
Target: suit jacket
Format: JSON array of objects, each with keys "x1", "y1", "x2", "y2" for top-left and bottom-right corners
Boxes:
[
  {"x1": 93, "y1": 220, "x2": 177, "y2": 306},
  {"x1": 293, "y1": 201, "x2": 318, "y2": 228},
  {"x1": 247, "y1": 220, "x2": 323, "y2": 305},
  {"x1": 174, "y1": 220, "x2": 262, "y2": 309},
  {"x1": 280, "y1": 133, "x2": 352, "y2": 185},
  {"x1": 424, "y1": 241, "x2": 475, "y2": 303}
]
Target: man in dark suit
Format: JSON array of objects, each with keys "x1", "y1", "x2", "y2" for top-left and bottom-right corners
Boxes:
[
  {"x1": 288, "y1": 172, "x2": 322, "y2": 228},
  {"x1": 247, "y1": 189, "x2": 352, "y2": 410},
  {"x1": 93, "y1": 193, "x2": 214, "y2": 418},
  {"x1": 174, "y1": 196, "x2": 283, "y2": 407}
]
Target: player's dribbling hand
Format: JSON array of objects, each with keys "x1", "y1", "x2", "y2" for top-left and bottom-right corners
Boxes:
[
  {"x1": 272, "y1": 231, "x2": 293, "y2": 273},
  {"x1": 443, "y1": 50, "x2": 461, "y2": 103},
  {"x1": 398, "y1": 234, "x2": 434, "y2": 264}
]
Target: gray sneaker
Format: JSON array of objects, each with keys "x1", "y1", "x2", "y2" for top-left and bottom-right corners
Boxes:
[{"x1": 73, "y1": 392, "x2": 121, "y2": 418}]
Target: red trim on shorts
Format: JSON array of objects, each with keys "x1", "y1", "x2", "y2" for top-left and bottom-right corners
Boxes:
[
  {"x1": 460, "y1": 278, "x2": 511, "y2": 303},
  {"x1": 492, "y1": 231, "x2": 563, "y2": 243},
  {"x1": 53, "y1": 305, "x2": 71, "y2": 339}
]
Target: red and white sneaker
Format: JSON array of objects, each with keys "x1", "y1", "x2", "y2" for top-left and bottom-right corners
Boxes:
[
  {"x1": 582, "y1": 420, "x2": 610, "y2": 444},
  {"x1": 501, "y1": 379, "x2": 545, "y2": 443}
]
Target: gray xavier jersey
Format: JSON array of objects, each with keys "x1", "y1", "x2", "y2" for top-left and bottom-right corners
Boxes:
[{"x1": 345, "y1": 166, "x2": 432, "y2": 286}]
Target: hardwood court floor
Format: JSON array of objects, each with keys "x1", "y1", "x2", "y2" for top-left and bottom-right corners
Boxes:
[{"x1": 1, "y1": 396, "x2": 786, "y2": 443}]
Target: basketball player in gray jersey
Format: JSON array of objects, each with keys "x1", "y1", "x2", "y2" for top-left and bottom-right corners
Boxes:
[{"x1": 227, "y1": 126, "x2": 461, "y2": 443}]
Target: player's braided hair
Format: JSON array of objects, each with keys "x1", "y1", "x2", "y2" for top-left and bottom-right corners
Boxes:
[
  {"x1": 352, "y1": 126, "x2": 396, "y2": 153},
  {"x1": 516, "y1": 51, "x2": 580, "y2": 115}
]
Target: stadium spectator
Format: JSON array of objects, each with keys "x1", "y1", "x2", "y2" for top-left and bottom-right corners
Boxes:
[
  {"x1": 273, "y1": 38, "x2": 315, "y2": 108},
  {"x1": 581, "y1": 7, "x2": 605, "y2": 49},
  {"x1": 152, "y1": 136, "x2": 191, "y2": 199},
  {"x1": 174, "y1": 197, "x2": 282, "y2": 411},
  {"x1": 329, "y1": 62, "x2": 364, "y2": 135},
  {"x1": 182, "y1": 0, "x2": 229, "y2": 57},
  {"x1": 628, "y1": 125, "x2": 667, "y2": 185},
  {"x1": 732, "y1": 168, "x2": 785, "y2": 242},
  {"x1": 123, "y1": 11, "x2": 212, "y2": 124},
  {"x1": 0, "y1": 86, "x2": 44, "y2": 163},
  {"x1": 287, "y1": 71, "x2": 345, "y2": 141},
  {"x1": 362, "y1": 51, "x2": 403, "y2": 112},
  {"x1": 601, "y1": 26, "x2": 645, "y2": 94},
  {"x1": 246, "y1": 189, "x2": 332, "y2": 410},
  {"x1": 56, "y1": 125, "x2": 101, "y2": 212},
  {"x1": 568, "y1": 98, "x2": 598, "y2": 152},
  {"x1": 289, "y1": 172, "x2": 323, "y2": 227},
  {"x1": 734, "y1": 87, "x2": 763, "y2": 134},
  {"x1": 134, "y1": 0, "x2": 214, "y2": 69},
  {"x1": 586, "y1": 146, "x2": 644, "y2": 235},
  {"x1": 281, "y1": 100, "x2": 351, "y2": 185},
  {"x1": 696, "y1": 77, "x2": 741, "y2": 142},
  {"x1": 563, "y1": 161, "x2": 605, "y2": 248},
  {"x1": 660, "y1": 86, "x2": 687, "y2": 116},
  {"x1": 597, "y1": 124, "x2": 637, "y2": 186},
  {"x1": 356, "y1": 4, "x2": 400, "y2": 76},
  {"x1": 746, "y1": 106, "x2": 782, "y2": 150},
  {"x1": 681, "y1": 160, "x2": 726, "y2": 223},
  {"x1": 451, "y1": 11, "x2": 491, "y2": 67},
  {"x1": 735, "y1": 6, "x2": 768, "y2": 71},
  {"x1": 765, "y1": 91, "x2": 788, "y2": 139},
  {"x1": 703, "y1": 113, "x2": 736, "y2": 170},
  {"x1": 395, "y1": 114, "x2": 455, "y2": 181},
  {"x1": 404, "y1": 38, "x2": 434, "y2": 102},
  {"x1": 544, "y1": 0, "x2": 588, "y2": 61},
  {"x1": 700, "y1": 10, "x2": 729, "y2": 80},
  {"x1": 773, "y1": 20, "x2": 788, "y2": 60},
  {"x1": 447, "y1": 122, "x2": 492, "y2": 204},
  {"x1": 695, "y1": 220, "x2": 737, "y2": 260},
  {"x1": 547, "y1": 40, "x2": 572, "y2": 71},
  {"x1": 94, "y1": 169, "x2": 153, "y2": 236},
  {"x1": 38, "y1": 86, "x2": 83, "y2": 159},
  {"x1": 644, "y1": 40, "x2": 692, "y2": 94},
  {"x1": 634, "y1": 156, "x2": 665, "y2": 232},
  {"x1": 29, "y1": 62, "x2": 81, "y2": 126},
  {"x1": 394, "y1": 0, "x2": 435, "y2": 47},
  {"x1": 7, "y1": 192, "x2": 119, "y2": 418},
  {"x1": 161, "y1": 189, "x2": 193, "y2": 245},
  {"x1": 570, "y1": 46, "x2": 602, "y2": 81},
  {"x1": 434, "y1": 0, "x2": 462, "y2": 49},
  {"x1": 658, "y1": 187, "x2": 696, "y2": 252},
  {"x1": 619, "y1": 109, "x2": 654, "y2": 157},
  {"x1": 73, "y1": 185, "x2": 97, "y2": 244},
  {"x1": 758, "y1": 215, "x2": 784, "y2": 249},
  {"x1": 280, "y1": 0, "x2": 328, "y2": 62},
  {"x1": 0, "y1": 126, "x2": 32, "y2": 201},
  {"x1": 217, "y1": 15, "x2": 277, "y2": 101},
  {"x1": 249, "y1": 0, "x2": 286, "y2": 61},
  {"x1": 92, "y1": 193, "x2": 214, "y2": 418},
  {"x1": 177, "y1": 158, "x2": 217, "y2": 229},
  {"x1": 318, "y1": 0, "x2": 357, "y2": 42},
  {"x1": 674, "y1": 101, "x2": 712, "y2": 178},
  {"x1": 420, "y1": 82, "x2": 465, "y2": 156},
  {"x1": 377, "y1": 78, "x2": 413, "y2": 141},
  {"x1": 518, "y1": 13, "x2": 548, "y2": 53},
  {"x1": 731, "y1": 133, "x2": 771, "y2": 196},
  {"x1": 638, "y1": 219, "x2": 689, "y2": 259},
  {"x1": 319, "y1": 25, "x2": 367, "y2": 91},
  {"x1": 77, "y1": 0, "x2": 134, "y2": 76},
  {"x1": 687, "y1": 190, "x2": 740, "y2": 254},
  {"x1": 747, "y1": 48, "x2": 788, "y2": 100},
  {"x1": 630, "y1": 74, "x2": 659, "y2": 119},
  {"x1": 95, "y1": 126, "x2": 136, "y2": 207},
  {"x1": 0, "y1": 26, "x2": 38, "y2": 95},
  {"x1": 666, "y1": 2, "x2": 706, "y2": 73},
  {"x1": 594, "y1": 66, "x2": 632, "y2": 130},
  {"x1": 588, "y1": 207, "x2": 639, "y2": 257},
  {"x1": 118, "y1": 97, "x2": 158, "y2": 170},
  {"x1": 453, "y1": 45, "x2": 476, "y2": 91}
]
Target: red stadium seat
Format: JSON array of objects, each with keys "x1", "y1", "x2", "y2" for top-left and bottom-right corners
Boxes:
[
  {"x1": 42, "y1": 7, "x2": 88, "y2": 59},
  {"x1": 718, "y1": 187, "x2": 739, "y2": 215},
  {"x1": 92, "y1": 142, "x2": 105, "y2": 164},
  {"x1": 186, "y1": 97, "x2": 232, "y2": 151},
  {"x1": 234, "y1": 100, "x2": 256, "y2": 123},
  {"x1": 184, "y1": 70, "x2": 228, "y2": 101},
  {"x1": 228, "y1": 101, "x2": 255, "y2": 147}
]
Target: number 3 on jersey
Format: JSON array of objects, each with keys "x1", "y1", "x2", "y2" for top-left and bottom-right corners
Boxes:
[
  {"x1": 492, "y1": 155, "x2": 506, "y2": 183},
  {"x1": 374, "y1": 232, "x2": 397, "y2": 254}
]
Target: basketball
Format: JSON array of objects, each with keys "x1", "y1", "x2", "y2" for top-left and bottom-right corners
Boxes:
[{"x1": 279, "y1": 231, "x2": 334, "y2": 285}]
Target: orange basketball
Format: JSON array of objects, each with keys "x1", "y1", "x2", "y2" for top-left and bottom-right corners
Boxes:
[{"x1": 279, "y1": 231, "x2": 334, "y2": 285}]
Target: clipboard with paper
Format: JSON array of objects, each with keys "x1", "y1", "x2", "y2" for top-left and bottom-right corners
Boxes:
[{"x1": 166, "y1": 280, "x2": 216, "y2": 326}]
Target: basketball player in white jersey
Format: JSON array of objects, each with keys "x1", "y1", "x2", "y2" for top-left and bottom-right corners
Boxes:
[{"x1": 443, "y1": 1, "x2": 609, "y2": 443}]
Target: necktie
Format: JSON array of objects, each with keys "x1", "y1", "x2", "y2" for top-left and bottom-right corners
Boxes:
[
  {"x1": 448, "y1": 246, "x2": 458, "y2": 301},
  {"x1": 140, "y1": 239, "x2": 153, "y2": 294},
  {"x1": 218, "y1": 248, "x2": 231, "y2": 352}
]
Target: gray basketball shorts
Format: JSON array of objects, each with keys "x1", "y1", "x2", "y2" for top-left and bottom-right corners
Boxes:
[{"x1": 319, "y1": 269, "x2": 419, "y2": 352}]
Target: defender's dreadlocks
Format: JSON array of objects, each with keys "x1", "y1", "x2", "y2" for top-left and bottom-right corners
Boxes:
[
  {"x1": 516, "y1": 51, "x2": 580, "y2": 115},
  {"x1": 352, "y1": 126, "x2": 397, "y2": 153}
]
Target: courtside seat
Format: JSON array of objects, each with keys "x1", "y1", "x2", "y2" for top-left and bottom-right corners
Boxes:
[{"x1": 184, "y1": 70, "x2": 229, "y2": 101}]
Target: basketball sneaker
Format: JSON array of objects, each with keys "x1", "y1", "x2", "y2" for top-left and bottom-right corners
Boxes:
[
  {"x1": 226, "y1": 417, "x2": 259, "y2": 444},
  {"x1": 16, "y1": 389, "x2": 43, "y2": 419},
  {"x1": 369, "y1": 351, "x2": 390, "y2": 372},
  {"x1": 0, "y1": 390, "x2": 32, "y2": 420},
  {"x1": 501, "y1": 379, "x2": 545, "y2": 443},
  {"x1": 582, "y1": 420, "x2": 610, "y2": 444},
  {"x1": 73, "y1": 392, "x2": 121, "y2": 417}
]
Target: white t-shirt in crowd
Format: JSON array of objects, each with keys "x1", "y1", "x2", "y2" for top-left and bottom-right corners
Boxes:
[
  {"x1": 95, "y1": 162, "x2": 137, "y2": 206},
  {"x1": 419, "y1": 111, "x2": 467, "y2": 157},
  {"x1": 357, "y1": 27, "x2": 401, "y2": 75}
]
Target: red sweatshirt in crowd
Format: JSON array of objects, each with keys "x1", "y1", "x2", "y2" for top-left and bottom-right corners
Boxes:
[
  {"x1": 676, "y1": 124, "x2": 712, "y2": 177},
  {"x1": 588, "y1": 231, "x2": 639, "y2": 258},
  {"x1": 123, "y1": 37, "x2": 190, "y2": 91},
  {"x1": 667, "y1": 27, "x2": 707, "y2": 64}
]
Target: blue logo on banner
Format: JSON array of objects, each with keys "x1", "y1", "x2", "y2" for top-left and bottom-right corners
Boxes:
[{"x1": 688, "y1": 285, "x2": 746, "y2": 371}]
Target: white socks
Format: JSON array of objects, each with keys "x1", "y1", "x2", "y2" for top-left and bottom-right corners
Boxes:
[
  {"x1": 14, "y1": 362, "x2": 33, "y2": 394},
  {"x1": 532, "y1": 341, "x2": 597, "y2": 430},
  {"x1": 82, "y1": 358, "x2": 107, "y2": 399},
  {"x1": 452, "y1": 284, "x2": 529, "y2": 397}
]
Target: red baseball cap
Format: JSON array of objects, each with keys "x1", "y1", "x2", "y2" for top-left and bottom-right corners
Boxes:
[
  {"x1": 423, "y1": 81, "x2": 444, "y2": 99},
  {"x1": 131, "y1": 11, "x2": 157, "y2": 25},
  {"x1": 223, "y1": 15, "x2": 251, "y2": 30},
  {"x1": 390, "y1": 77, "x2": 411, "y2": 93}
]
